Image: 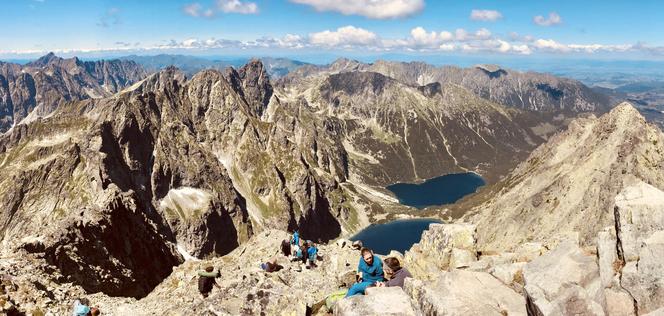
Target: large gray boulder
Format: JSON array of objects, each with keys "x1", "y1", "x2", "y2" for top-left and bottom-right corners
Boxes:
[
  {"x1": 334, "y1": 287, "x2": 417, "y2": 316},
  {"x1": 404, "y1": 270, "x2": 526, "y2": 316},
  {"x1": 522, "y1": 240, "x2": 605, "y2": 316},
  {"x1": 404, "y1": 223, "x2": 477, "y2": 278},
  {"x1": 614, "y1": 181, "x2": 664, "y2": 314}
]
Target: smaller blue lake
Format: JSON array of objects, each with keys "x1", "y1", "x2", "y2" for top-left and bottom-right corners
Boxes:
[
  {"x1": 386, "y1": 172, "x2": 486, "y2": 209},
  {"x1": 349, "y1": 218, "x2": 442, "y2": 254}
]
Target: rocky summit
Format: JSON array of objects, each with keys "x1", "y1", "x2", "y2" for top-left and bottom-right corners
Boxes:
[{"x1": 0, "y1": 54, "x2": 662, "y2": 316}]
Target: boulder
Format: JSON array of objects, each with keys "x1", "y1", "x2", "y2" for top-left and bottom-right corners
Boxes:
[
  {"x1": 596, "y1": 228, "x2": 619, "y2": 288},
  {"x1": 522, "y1": 240, "x2": 605, "y2": 316},
  {"x1": 334, "y1": 287, "x2": 417, "y2": 316},
  {"x1": 404, "y1": 223, "x2": 477, "y2": 278},
  {"x1": 603, "y1": 288, "x2": 636, "y2": 316},
  {"x1": 614, "y1": 181, "x2": 664, "y2": 314},
  {"x1": 404, "y1": 270, "x2": 526, "y2": 316}
]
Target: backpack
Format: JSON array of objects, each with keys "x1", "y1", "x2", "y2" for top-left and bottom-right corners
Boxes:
[{"x1": 198, "y1": 276, "x2": 214, "y2": 293}]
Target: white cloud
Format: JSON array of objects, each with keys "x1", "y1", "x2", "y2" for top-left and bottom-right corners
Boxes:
[
  {"x1": 470, "y1": 9, "x2": 502, "y2": 22},
  {"x1": 534, "y1": 12, "x2": 562, "y2": 26},
  {"x1": 217, "y1": 0, "x2": 258, "y2": 14},
  {"x1": 533, "y1": 38, "x2": 570, "y2": 52},
  {"x1": 183, "y1": 3, "x2": 215, "y2": 17},
  {"x1": 309, "y1": 26, "x2": 378, "y2": 47},
  {"x1": 532, "y1": 39, "x2": 631, "y2": 54},
  {"x1": 183, "y1": 0, "x2": 257, "y2": 18},
  {"x1": 509, "y1": 32, "x2": 534, "y2": 43},
  {"x1": 3, "y1": 23, "x2": 658, "y2": 58},
  {"x1": 289, "y1": 0, "x2": 424, "y2": 19},
  {"x1": 455, "y1": 29, "x2": 468, "y2": 41},
  {"x1": 410, "y1": 27, "x2": 448, "y2": 46},
  {"x1": 474, "y1": 28, "x2": 492, "y2": 40}
]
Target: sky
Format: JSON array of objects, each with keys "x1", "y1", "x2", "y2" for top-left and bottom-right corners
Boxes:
[{"x1": 2, "y1": 0, "x2": 664, "y2": 61}]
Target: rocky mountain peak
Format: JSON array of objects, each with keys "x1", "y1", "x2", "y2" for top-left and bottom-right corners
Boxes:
[
  {"x1": 27, "y1": 52, "x2": 60, "y2": 67},
  {"x1": 462, "y1": 101, "x2": 664, "y2": 252},
  {"x1": 238, "y1": 59, "x2": 272, "y2": 117},
  {"x1": 328, "y1": 58, "x2": 363, "y2": 72},
  {"x1": 128, "y1": 65, "x2": 185, "y2": 94},
  {"x1": 606, "y1": 101, "x2": 645, "y2": 122}
]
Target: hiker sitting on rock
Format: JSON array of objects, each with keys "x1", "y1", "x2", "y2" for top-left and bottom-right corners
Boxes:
[
  {"x1": 72, "y1": 298, "x2": 100, "y2": 316},
  {"x1": 306, "y1": 241, "x2": 318, "y2": 269},
  {"x1": 345, "y1": 247, "x2": 385, "y2": 297},
  {"x1": 261, "y1": 257, "x2": 284, "y2": 273},
  {"x1": 376, "y1": 257, "x2": 412, "y2": 288},
  {"x1": 198, "y1": 266, "x2": 221, "y2": 298}
]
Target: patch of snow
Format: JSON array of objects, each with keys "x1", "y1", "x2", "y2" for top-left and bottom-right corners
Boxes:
[
  {"x1": 177, "y1": 244, "x2": 200, "y2": 261},
  {"x1": 159, "y1": 187, "x2": 212, "y2": 220}
]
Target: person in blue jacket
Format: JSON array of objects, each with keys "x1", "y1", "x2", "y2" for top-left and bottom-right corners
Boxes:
[
  {"x1": 307, "y1": 241, "x2": 318, "y2": 268},
  {"x1": 291, "y1": 230, "x2": 300, "y2": 246},
  {"x1": 346, "y1": 247, "x2": 384, "y2": 297}
]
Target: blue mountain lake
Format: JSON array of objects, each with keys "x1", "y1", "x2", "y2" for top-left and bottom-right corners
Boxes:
[
  {"x1": 349, "y1": 218, "x2": 442, "y2": 254},
  {"x1": 386, "y1": 172, "x2": 486, "y2": 209}
]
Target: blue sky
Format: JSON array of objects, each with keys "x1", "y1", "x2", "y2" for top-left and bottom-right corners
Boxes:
[{"x1": 2, "y1": 0, "x2": 664, "y2": 60}]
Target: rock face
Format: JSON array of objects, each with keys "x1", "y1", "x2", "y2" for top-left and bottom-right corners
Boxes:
[
  {"x1": 404, "y1": 223, "x2": 477, "y2": 279},
  {"x1": 0, "y1": 61, "x2": 363, "y2": 299},
  {"x1": 522, "y1": 240, "x2": 605, "y2": 316},
  {"x1": 405, "y1": 270, "x2": 526, "y2": 316},
  {"x1": 0, "y1": 53, "x2": 147, "y2": 132},
  {"x1": 464, "y1": 103, "x2": 664, "y2": 251},
  {"x1": 335, "y1": 287, "x2": 417, "y2": 316},
  {"x1": 611, "y1": 180, "x2": 664, "y2": 314}
]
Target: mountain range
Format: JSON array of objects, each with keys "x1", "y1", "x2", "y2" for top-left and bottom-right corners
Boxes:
[{"x1": 2, "y1": 53, "x2": 662, "y2": 315}]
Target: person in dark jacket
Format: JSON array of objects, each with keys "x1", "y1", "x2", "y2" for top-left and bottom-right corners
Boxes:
[
  {"x1": 377, "y1": 257, "x2": 412, "y2": 288},
  {"x1": 198, "y1": 266, "x2": 220, "y2": 298},
  {"x1": 281, "y1": 238, "x2": 291, "y2": 257},
  {"x1": 345, "y1": 248, "x2": 384, "y2": 297},
  {"x1": 301, "y1": 241, "x2": 310, "y2": 264}
]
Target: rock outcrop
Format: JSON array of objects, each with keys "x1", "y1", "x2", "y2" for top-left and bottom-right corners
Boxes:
[
  {"x1": 403, "y1": 223, "x2": 477, "y2": 279},
  {"x1": 522, "y1": 240, "x2": 605, "y2": 316},
  {"x1": 335, "y1": 287, "x2": 417, "y2": 316},
  {"x1": 602, "y1": 180, "x2": 664, "y2": 315},
  {"x1": 0, "y1": 61, "x2": 365, "y2": 299},
  {"x1": 405, "y1": 270, "x2": 526, "y2": 316}
]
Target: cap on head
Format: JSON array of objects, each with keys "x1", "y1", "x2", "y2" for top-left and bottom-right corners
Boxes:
[{"x1": 205, "y1": 266, "x2": 214, "y2": 272}]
